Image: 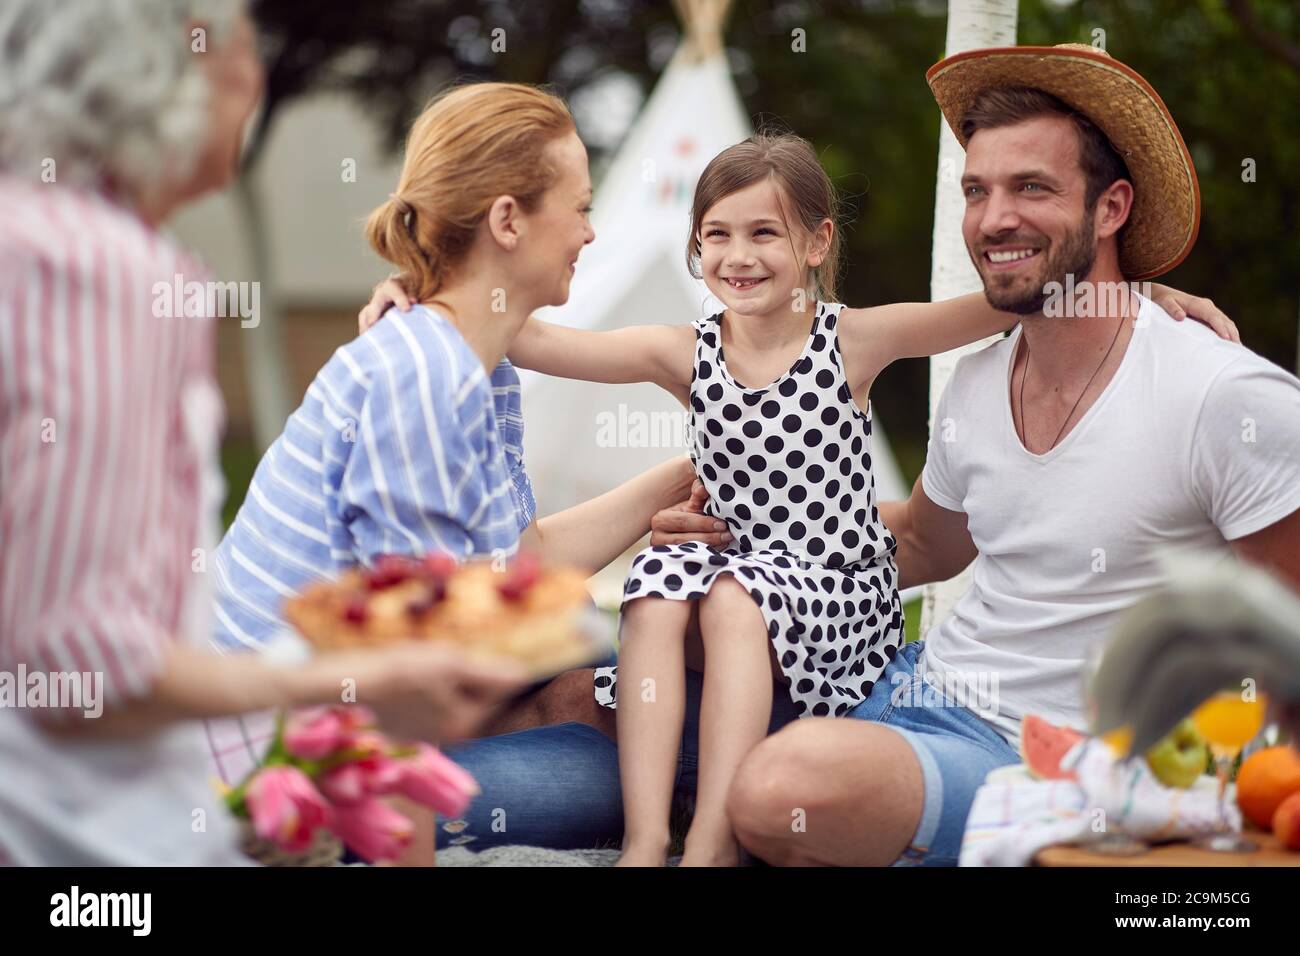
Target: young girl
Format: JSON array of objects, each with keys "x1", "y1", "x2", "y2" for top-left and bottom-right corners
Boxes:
[{"x1": 362, "y1": 132, "x2": 1232, "y2": 866}]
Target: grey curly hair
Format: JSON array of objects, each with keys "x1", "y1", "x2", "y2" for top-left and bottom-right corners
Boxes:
[{"x1": 0, "y1": 0, "x2": 245, "y2": 195}]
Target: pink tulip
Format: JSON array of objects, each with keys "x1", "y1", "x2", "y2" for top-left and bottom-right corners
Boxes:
[
  {"x1": 341, "y1": 728, "x2": 389, "y2": 757},
  {"x1": 318, "y1": 733, "x2": 405, "y2": 805},
  {"x1": 336, "y1": 704, "x2": 378, "y2": 732},
  {"x1": 392, "y1": 743, "x2": 480, "y2": 817},
  {"x1": 317, "y1": 762, "x2": 368, "y2": 805},
  {"x1": 245, "y1": 766, "x2": 332, "y2": 853},
  {"x1": 319, "y1": 756, "x2": 400, "y2": 802},
  {"x1": 284, "y1": 705, "x2": 378, "y2": 760},
  {"x1": 346, "y1": 731, "x2": 405, "y2": 792},
  {"x1": 329, "y1": 797, "x2": 415, "y2": 863},
  {"x1": 283, "y1": 708, "x2": 346, "y2": 760}
]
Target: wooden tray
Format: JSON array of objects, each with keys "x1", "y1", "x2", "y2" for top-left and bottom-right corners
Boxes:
[{"x1": 1035, "y1": 828, "x2": 1300, "y2": 866}]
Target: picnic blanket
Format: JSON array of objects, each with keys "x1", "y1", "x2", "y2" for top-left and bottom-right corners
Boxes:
[{"x1": 436, "y1": 847, "x2": 688, "y2": 866}]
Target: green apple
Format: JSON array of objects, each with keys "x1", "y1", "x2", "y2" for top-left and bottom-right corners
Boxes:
[{"x1": 1144, "y1": 718, "x2": 1210, "y2": 789}]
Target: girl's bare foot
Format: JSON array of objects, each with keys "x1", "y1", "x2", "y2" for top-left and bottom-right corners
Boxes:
[
  {"x1": 679, "y1": 830, "x2": 742, "y2": 867},
  {"x1": 679, "y1": 848, "x2": 742, "y2": 866},
  {"x1": 615, "y1": 842, "x2": 670, "y2": 867},
  {"x1": 616, "y1": 832, "x2": 671, "y2": 867}
]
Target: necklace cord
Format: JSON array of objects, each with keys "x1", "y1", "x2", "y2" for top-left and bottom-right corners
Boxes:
[{"x1": 1016, "y1": 316, "x2": 1126, "y2": 450}]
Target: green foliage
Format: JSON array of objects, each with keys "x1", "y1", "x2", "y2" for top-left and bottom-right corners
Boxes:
[
  {"x1": 1017, "y1": 0, "x2": 1299, "y2": 379},
  {"x1": 718, "y1": 0, "x2": 1299, "y2": 476},
  {"x1": 247, "y1": 0, "x2": 1298, "y2": 481},
  {"x1": 221, "y1": 435, "x2": 259, "y2": 528}
]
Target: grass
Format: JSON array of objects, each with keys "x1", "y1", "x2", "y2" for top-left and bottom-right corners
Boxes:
[{"x1": 903, "y1": 596, "x2": 922, "y2": 644}]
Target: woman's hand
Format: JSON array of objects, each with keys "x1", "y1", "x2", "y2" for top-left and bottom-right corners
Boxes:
[
  {"x1": 1151, "y1": 285, "x2": 1240, "y2": 343},
  {"x1": 649, "y1": 480, "x2": 731, "y2": 548},
  {"x1": 333, "y1": 642, "x2": 530, "y2": 744},
  {"x1": 358, "y1": 275, "x2": 414, "y2": 334}
]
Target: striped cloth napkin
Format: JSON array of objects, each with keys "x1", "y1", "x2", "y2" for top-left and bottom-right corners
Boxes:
[{"x1": 959, "y1": 737, "x2": 1236, "y2": 866}]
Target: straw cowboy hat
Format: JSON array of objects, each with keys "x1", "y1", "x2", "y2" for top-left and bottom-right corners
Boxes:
[{"x1": 927, "y1": 43, "x2": 1200, "y2": 280}]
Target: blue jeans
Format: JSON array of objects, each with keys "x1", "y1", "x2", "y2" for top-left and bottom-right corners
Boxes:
[
  {"x1": 436, "y1": 657, "x2": 799, "y2": 850},
  {"x1": 845, "y1": 640, "x2": 1019, "y2": 866}
]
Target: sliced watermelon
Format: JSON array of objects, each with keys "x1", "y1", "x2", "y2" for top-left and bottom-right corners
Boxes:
[{"x1": 1020, "y1": 714, "x2": 1085, "y2": 781}]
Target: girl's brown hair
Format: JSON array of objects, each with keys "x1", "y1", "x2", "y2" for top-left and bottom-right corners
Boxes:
[
  {"x1": 686, "y1": 131, "x2": 842, "y2": 302},
  {"x1": 365, "y1": 82, "x2": 576, "y2": 303}
]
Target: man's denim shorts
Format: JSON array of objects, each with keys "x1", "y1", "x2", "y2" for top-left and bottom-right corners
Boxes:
[{"x1": 844, "y1": 640, "x2": 1019, "y2": 866}]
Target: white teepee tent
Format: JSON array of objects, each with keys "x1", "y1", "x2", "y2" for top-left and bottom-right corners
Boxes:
[{"x1": 523, "y1": 0, "x2": 908, "y2": 526}]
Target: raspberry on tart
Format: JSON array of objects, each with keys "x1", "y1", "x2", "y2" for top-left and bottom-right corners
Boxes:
[{"x1": 283, "y1": 551, "x2": 600, "y2": 675}]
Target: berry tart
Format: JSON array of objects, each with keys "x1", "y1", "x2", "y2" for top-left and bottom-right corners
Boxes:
[{"x1": 283, "y1": 552, "x2": 606, "y2": 676}]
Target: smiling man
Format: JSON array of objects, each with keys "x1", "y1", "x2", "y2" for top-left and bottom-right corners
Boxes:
[{"x1": 724, "y1": 44, "x2": 1300, "y2": 867}]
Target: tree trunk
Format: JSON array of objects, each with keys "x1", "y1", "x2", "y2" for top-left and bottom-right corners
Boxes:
[
  {"x1": 234, "y1": 175, "x2": 293, "y2": 452},
  {"x1": 921, "y1": 0, "x2": 1019, "y2": 637}
]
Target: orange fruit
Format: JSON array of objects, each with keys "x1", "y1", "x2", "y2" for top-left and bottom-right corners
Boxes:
[
  {"x1": 1236, "y1": 746, "x2": 1300, "y2": 831},
  {"x1": 1273, "y1": 792, "x2": 1300, "y2": 851}
]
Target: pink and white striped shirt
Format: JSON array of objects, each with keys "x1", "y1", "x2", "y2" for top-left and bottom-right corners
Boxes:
[
  {"x1": 0, "y1": 175, "x2": 215, "y2": 700},
  {"x1": 0, "y1": 175, "x2": 245, "y2": 864}
]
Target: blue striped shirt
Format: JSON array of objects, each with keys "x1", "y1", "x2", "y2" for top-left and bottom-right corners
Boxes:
[{"x1": 212, "y1": 305, "x2": 536, "y2": 651}]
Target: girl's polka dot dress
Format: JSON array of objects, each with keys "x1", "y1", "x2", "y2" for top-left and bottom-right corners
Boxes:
[{"x1": 594, "y1": 302, "x2": 905, "y2": 718}]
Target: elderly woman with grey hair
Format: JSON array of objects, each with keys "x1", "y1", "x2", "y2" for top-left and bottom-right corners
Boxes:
[{"x1": 0, "y1": 0, "x2": 528, "y2": 865}]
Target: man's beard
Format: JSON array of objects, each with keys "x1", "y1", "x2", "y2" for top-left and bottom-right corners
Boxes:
[{"x1": 973, "y1": 217, "x2": 1097, "y2": 316}]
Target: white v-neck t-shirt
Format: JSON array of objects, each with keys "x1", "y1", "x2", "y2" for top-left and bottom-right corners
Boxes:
[{"x1": 919, "y1": 295, "x2": 1300, "y2": 746}]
